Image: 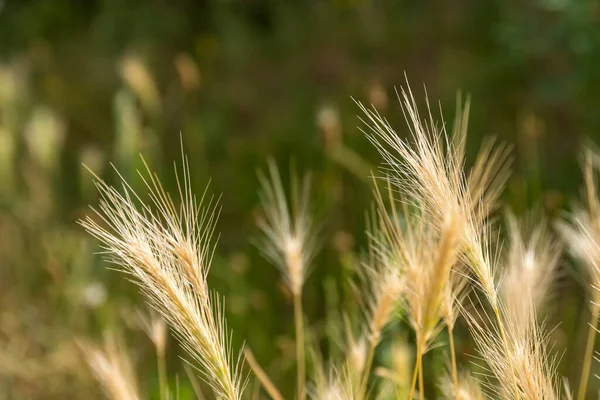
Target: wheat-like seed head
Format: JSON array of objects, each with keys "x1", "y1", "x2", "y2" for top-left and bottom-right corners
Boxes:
[
  {"x1": 501, "y1": 211, "x2": 562, "y2": 331},
  {"x1": 466, "y1": 299, "x2": 561, "y2": 400},
  {"x1": 256, "y1": 160, "x2": 317, "y2": 296},
  {"x1": 369, "y1": 176, "x2": 460, "y2": 352},
  {"x1": 311, "y1": 361, "x2": 356, "y2": 400},
  {"x1": 363, "y1": 197, "x2": 405, "y2": 347},
  {"x1": 557, "y1": 149, "x2": 600, "y2": 305},
  {"x1": 357, "y1": 82, "x2": 511, "y2": 310},
  {"x1": 80, "y1": 332, "x2": 141, "y2": 400},
  {"x1": 80, "y1": 154, "x2": 245, "y2": 400}
]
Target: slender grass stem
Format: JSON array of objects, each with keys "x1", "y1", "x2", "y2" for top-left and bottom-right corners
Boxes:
[
  {"x1": 577, "y1": 301, "x2": 600, "y2": 400},
  {"x1": 294, "y1": 292, "x2": 306, "y2": 400},
  {"x1": 418, "y1": 345, "x2": 424, "y2": 400},
  {"x1": 157, "y1": 348, "x2": 167, "y2": 400},
  {"x1": 358, "y1": 340, "x2": 377, "y2": 399},
  {"x1": 408, "y1": 343, "x2": 423, "y2": 400},
  {"x1": 448, "y1": 325, "x2": 458, "y2": 399},
  {"x1": 243, "y1": 348, "x2": 284, "y2": 400}
]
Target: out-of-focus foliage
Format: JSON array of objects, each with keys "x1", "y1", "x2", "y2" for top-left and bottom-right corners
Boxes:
[{"x1": 0, "y1": 0, "x2": 599, "y2": 398}]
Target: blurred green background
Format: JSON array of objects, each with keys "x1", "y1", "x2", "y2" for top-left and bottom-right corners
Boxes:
[{"x1": 1, "y1": 0, "x2": 600, "y2": 398}]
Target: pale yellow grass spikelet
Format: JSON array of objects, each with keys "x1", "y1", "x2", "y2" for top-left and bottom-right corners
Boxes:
[
  {"x1": 256, "y1": 160, "x2": 316, "y2": 400},
  {"x1": 81, "y1": 332, "x2": 141, "y2": 400},
  {"x1": 357, "y1": 83, "x2": 511, "y2": 309},
  {"x1": 355, "y1": 199, "x2": 405, "y2": 397},
  {"x1": 466, "y1": 300, "x2": 560, "y2": 400},
  {"x1": 556, "y1": 148, "x2": 600, "y2": 400},
  {"x1": 556, "y1": 150, "x2": 600, "y2": 297},
  {"x1": 502, "y1": 211, "x2": 561, "y2": 329},
  {"x1": 256, "y1": 160, "x2": 317, "y2": 296},
  {"x1": 80, "y1": 154, "x2": 245, "y2": 400},
  {"x1": 364, "y1": 200, "x2": 405, "y2": 346},
  {"x1": 368, "y1": 175, "x2": 461, "y2": 400},
  {"x1": 311, "y1": 361, "x2": 355, "y2": 400},
  {"x1": 344, "y1": 326, "x2": 368, "y2": 379},
  {"x1": 370, "y1": 178, "x2": 460, "y2": 353}
]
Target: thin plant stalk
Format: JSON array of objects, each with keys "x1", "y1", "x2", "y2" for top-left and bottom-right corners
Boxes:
[
  {"x1": 418, "y1": 345, "x2": 424, "y2": 400},
  {"x1": 447, "y1": 325, "x2": 458, "y2": 398},
  {"x1": 408, "y1": 349, "x2": 422, "y2": 400},
  {"x1": 577, "y1": 301, "x2": 600, "y2": 400},
  {"x1": 294, "y1": 291, "x2": 306, "y2": 400},
  {"x1": 243, "y1": 348, "x2": 284, "y2": 400},
  {"x1": 157, "y1": 347, "x2": 167, "y2": 400},
  {"x1": 358, "y1": 340, "x2": 377, "y2": 398}
]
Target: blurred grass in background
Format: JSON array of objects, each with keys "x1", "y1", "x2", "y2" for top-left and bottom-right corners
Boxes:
[{"x1": 1, "y1": 0, "x2": 600, "y2": 398}]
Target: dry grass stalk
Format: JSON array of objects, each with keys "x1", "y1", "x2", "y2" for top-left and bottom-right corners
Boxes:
[
  {"x1": 242, "y1": 348, "x2": 284, "y2": 400},
  {"x1": 80, "y1": 154, "x2": 245, "y2": 400},
  {"x1": 256, "y1": 160, "x2": 317, "y2": 297},
  {"x1": 311, "y1": 360, "x2": 356, "y2": 400},
  {"x1": 256, "y1": 160, "x2": 317, "y2": 400},
  {"x1": 556, "y1": 149, "x2": 600, "y2": 400},
  {"x1": 80, "y1": 332, "x2": 141, "y2": 400}
]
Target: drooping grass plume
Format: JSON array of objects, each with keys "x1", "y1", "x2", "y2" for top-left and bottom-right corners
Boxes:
[
  {"x1": 556, "y1": 149, "x2": 600, "y2": 400},
  {"x1": 256, "y1": 160, "x2": 318, "y2": 400},
  {"x1": 80, "y1": 155, "x2": 245, "y2": 400},
  {"x1": 501, "y1": 211, "x2": 561, "y2": 331},
  {"x1": 80, "y1": 332, "x2": 141, "y2": 400}
]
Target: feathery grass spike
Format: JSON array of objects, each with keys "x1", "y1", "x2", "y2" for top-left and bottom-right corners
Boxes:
[{"x1": 80, "y1": 152, "x2": 245, "y2": 400}]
